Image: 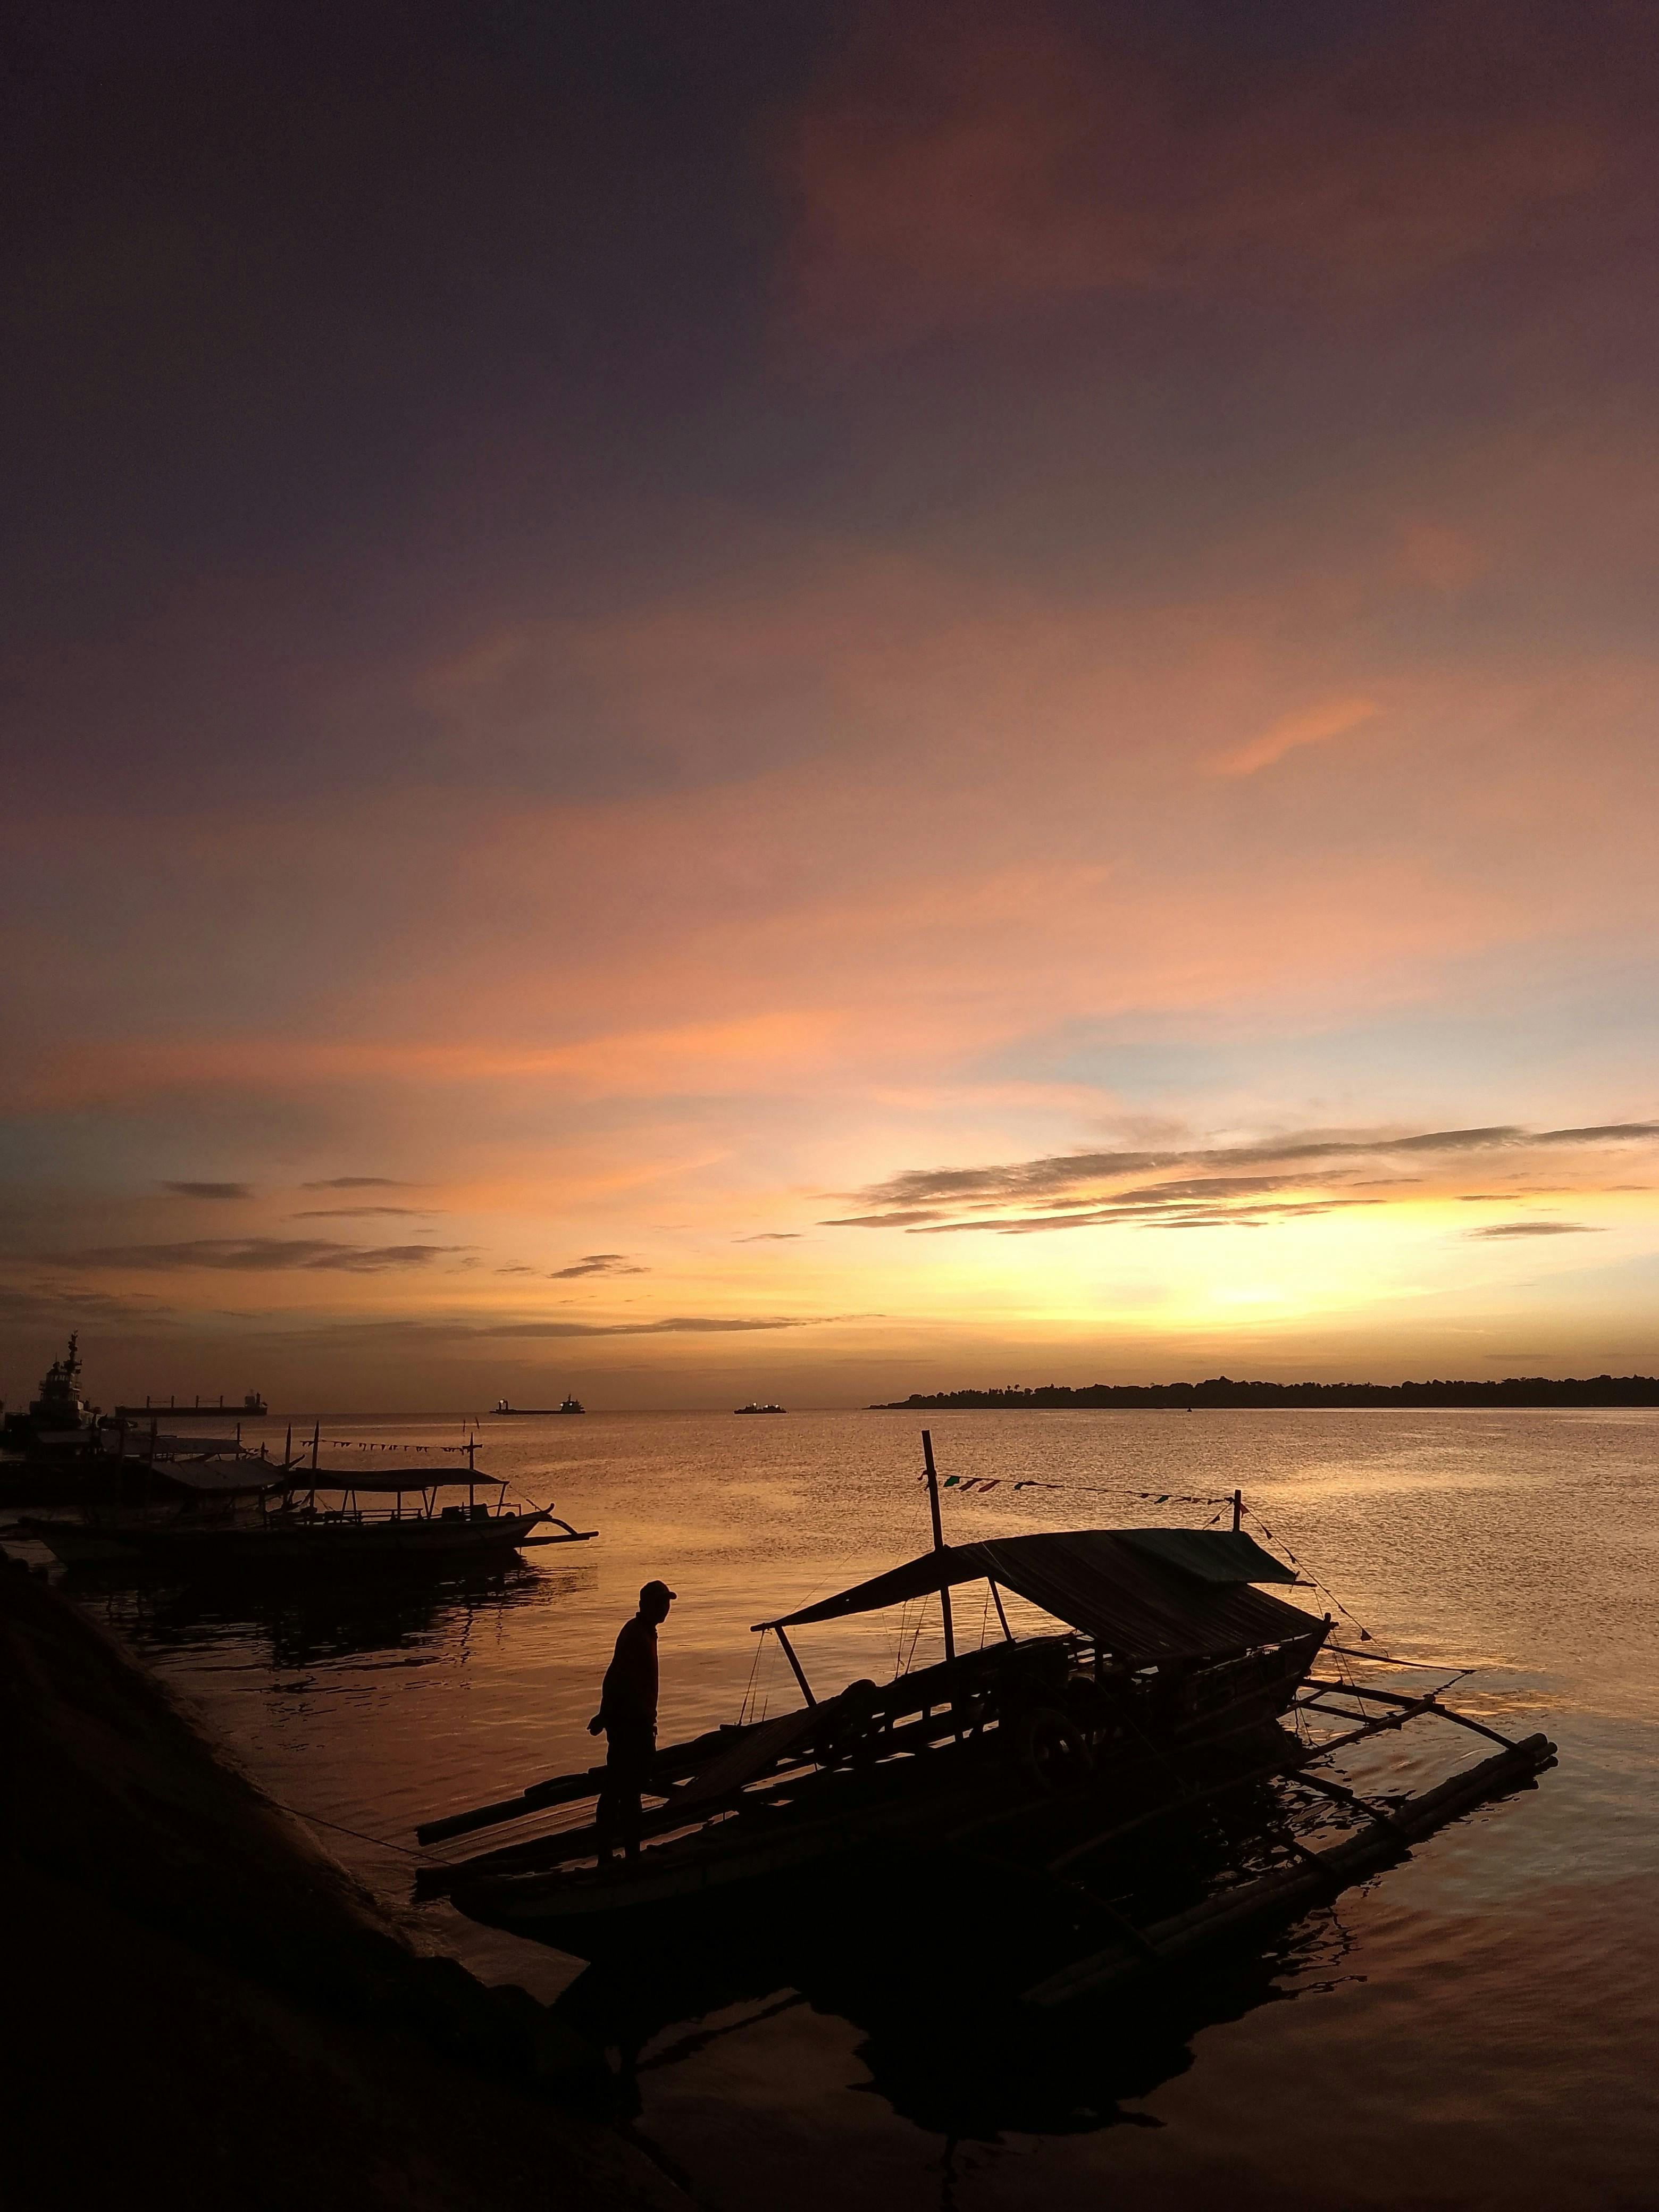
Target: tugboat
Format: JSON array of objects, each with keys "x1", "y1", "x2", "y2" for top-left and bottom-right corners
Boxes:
[{"x1": 1, "y1": 1335, "x2": 100, "y2": 1453}]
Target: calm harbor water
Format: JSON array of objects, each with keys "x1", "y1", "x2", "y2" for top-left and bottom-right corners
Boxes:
[{"x1": 32, "y1": 1410, "x2": 1659, "y2": 2208}]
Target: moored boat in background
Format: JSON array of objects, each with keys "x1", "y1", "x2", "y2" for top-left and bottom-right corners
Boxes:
[{"x1": 19, "y1": 1433, "x2": 597, "y2": 1579}]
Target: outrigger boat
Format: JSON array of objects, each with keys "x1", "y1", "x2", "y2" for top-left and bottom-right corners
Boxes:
[
  {"x1": 20, "y1": 1431, "x2": 596, "y2": 1577},
  {"x1": 415, "y1": 1436, "x2": 1554, "y2": 1978}
]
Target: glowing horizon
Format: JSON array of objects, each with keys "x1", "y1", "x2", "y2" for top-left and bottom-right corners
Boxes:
[{"x1": 4, "y1": 3, "x2": 1657, "y2": 1409}]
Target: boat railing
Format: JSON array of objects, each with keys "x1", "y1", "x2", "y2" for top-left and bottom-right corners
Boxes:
[{"x1": 279, "y1": 1498, "x2": 514, "y2": 1527}]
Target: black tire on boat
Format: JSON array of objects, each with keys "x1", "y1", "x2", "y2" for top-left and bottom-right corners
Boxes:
[{"x1": 1013, "y1": 1704, "x2": 1093, "y2": 1796}]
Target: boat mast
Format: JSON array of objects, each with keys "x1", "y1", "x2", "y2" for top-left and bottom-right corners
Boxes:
[{"x1": 921, "y1": 1429, "x2": 957, "y2": 1664}]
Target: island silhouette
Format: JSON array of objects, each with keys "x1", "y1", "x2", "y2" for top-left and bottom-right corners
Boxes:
[{"x1": 874, "y1": 1375, "x2": 1659, "y2": 1409}]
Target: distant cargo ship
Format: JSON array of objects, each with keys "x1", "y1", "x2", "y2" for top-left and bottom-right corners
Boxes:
[
  {"x1": 734, "y1": 1402, "x2": 785, "y2": 1415},
  {"x1": 493, "y1": 1397, "x2": 585, "y2": 1415},
  {"x1": 115, "y1": 1390, "x2": 267, "y2": 1420}
]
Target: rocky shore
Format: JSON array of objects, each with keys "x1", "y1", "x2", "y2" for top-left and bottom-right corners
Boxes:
[{"x1": 0, "y1": 1563, "x2": 685, "y2": 2211}]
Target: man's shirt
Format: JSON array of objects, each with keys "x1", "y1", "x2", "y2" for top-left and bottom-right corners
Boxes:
[{"x1": 601, "y1": 1614, "x2": 658, "y2": 1730}]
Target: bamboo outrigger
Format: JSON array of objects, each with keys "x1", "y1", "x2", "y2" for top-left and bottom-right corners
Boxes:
[{"x1": 413, "y1": 1434, "x2": 1554, "y2": 1973}]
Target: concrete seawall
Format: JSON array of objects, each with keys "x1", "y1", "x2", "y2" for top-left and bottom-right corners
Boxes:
[{"x1": 0, "y1": 1562, "x2": 686, "y2": 2211}]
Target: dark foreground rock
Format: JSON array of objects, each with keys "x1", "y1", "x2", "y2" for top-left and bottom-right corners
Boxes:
[{"x1": 0, "y1": 1563, "x2": 685, "y2": 2212}]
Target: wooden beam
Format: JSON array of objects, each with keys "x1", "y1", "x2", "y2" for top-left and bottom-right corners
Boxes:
[{"x1": 773, "y1": 1625, "x2": 818, "y2": 1707}]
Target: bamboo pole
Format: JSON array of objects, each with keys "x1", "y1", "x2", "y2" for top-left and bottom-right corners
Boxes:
[
  {"x1": 922, "y1": 1429, "x2": 956, "y2": 1664},
  {"x1": 773, "y1": 1625, "x2": 817, "y2": 1707}
]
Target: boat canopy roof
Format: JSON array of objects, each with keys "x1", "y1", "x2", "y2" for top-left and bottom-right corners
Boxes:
[
  {"x1": 158, "y1": 1460, "x2": 286, "y2": 1495},
  {"x1": 1113, "y1": 1528, "x2": 1295, "y2": 1583},
  {"x1": 760, "y1": 1529, "x2": 1315, "y2": 1666},
  {"x1": 289, "y1": 1467, "x2": 507, "y2": 1493}
]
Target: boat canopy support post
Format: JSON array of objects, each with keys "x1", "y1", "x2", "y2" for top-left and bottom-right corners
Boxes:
[
  {"x1": 921, "y1": 1429, "x2": 957, "y2": 1665},
  {"x1": 988, "y1": 1577, "x2": 1013, "y2": 1643},
  {"x1": 772, "y1": 1624, "x2": 817, "y2": 1708}
]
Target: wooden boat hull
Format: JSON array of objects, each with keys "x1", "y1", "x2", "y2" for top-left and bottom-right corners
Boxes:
[
  {"x1": 452, "y1": 1698, "x2": 1311, "y2": 1963},
  {"x1": 20, "y1": 1509, "x2": 577, "y2": 1577}
]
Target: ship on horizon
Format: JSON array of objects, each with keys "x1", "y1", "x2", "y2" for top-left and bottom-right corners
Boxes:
[{"x1": 115, "y1": 1389, "x2": 267, "y2": 1420}]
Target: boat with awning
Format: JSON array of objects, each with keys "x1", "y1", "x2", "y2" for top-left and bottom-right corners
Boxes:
[
  {"x1": 20, "y1": 1438, "x2": 596, "y2": 1576},
  {"x1": 414, "y1": 1452, "x2": 1334, "y2": 1957}
]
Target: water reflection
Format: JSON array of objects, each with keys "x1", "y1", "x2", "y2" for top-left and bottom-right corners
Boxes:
[
  {"x1": 532, "y1": 1766, "x2": 1369, "y2": 2142},
  {"x1": 93, "y1": 1559, "x2": 586, "y2": 1670},
  {"x1": 558, "y1": 1889, "x2": 1362, "y2": 2142}
]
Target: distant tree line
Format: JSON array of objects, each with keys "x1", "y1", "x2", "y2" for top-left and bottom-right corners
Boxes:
[{"x1": 873, "y1": 1376, "x2": 1659, "y2": 1409}]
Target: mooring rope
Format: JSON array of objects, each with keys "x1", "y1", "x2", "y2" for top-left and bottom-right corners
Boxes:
[{"x1": 275, "y1": 1798, "x2": 424, "y2": 1860}]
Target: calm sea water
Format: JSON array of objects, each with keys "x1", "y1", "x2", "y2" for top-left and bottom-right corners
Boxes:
[{"x1": 28, "y1": 1409, "x2": 1659, "y2": 2209}]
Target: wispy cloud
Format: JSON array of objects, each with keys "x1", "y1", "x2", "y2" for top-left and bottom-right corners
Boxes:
[
  {"x1": 487, "y1": 1314, "x2": 837, "y2": 1337},
  {"x1": 299, "y1": 1176, "x2": 416, "y2": 1191},
  {"x1": 827, "y1": 1122, "x2": 1659, "y2": 1238},
  {"x1": 1465, "y1": 1220, "x2": 1604, "y2": 1238},
  {"x1": 1209, "y1": 696, "x2": 1380, "y2": 778},
  {"x1": 910, "y1": 1196, "x2": 1381, "y2": 1235},
  {"x1": 735, "y1": 1231, "x2": 802, "y2": 1241},
  {"x1": 63, "y1": 1239, "x2": 460, "y2": 1272},
  {"x1": 784, "y1": 6, "x2": 1608, "y2": 348},
  {"x1": 289, "y1": 1205, "x2": 432, "y2": 1219},
  {"x1": 821, "y1": 1209, "x2": 946, "y2": 1228},
  {"x1": 547, "y1": 1253, "x2": 647, "y2": 1279},
  {"x1": 845, "y1": 1122, "x2": 1659, "y2": 1214},
  {"x1": 162, "y1": 1180, "x2": 254, "y2": 1200},
  {"x1": 0, "y1": 1282, "x2": 179, "y2": 1327}
]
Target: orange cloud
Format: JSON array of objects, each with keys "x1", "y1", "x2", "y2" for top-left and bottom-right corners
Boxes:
[
  {"x1": 26, "y1": 1012, "x2": 845, "y2": 1112},
  {"x1": 1209, "y1": 696, "x2": 1381, "y2": 778},
  {"x1": 782, "y1": 3, "x2": 1610, "y2": 346}
]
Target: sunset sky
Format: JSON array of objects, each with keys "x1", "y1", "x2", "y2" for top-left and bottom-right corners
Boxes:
[{"x1": 5, "y1": 1, "x2": 1658, "y2": 1409}]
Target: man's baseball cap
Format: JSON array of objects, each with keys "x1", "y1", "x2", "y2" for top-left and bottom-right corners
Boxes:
[{"x1": 641, "y1": 1579, "x2": 677, "y2": 1604}]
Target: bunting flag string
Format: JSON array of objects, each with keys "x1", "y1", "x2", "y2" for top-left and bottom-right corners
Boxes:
[
  {"x1": 934, "y1": 1474, "x2": 1229, "y2": 1505},
  {"x1": 311, "y1": 1438, "x2": 475, "y2": 1453},
  {"x1": 918, "y1": 1465, "x2": 1371, "y2": 1639}
]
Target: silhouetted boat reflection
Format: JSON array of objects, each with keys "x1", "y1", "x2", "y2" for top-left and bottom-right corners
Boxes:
[
  {"x1": 552, "y1": 1824, "x2": 1365, "y2": 2141},
  {"x1": 97, "y1": 1557, "x2": 591, "y2": 1669}
]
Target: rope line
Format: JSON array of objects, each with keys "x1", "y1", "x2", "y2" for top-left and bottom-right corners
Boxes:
[
  {"x1": 277, "y1": 1799, "x2": 423, "y2": 1859},
  {"x1": 738, "y1": 1627, "x2": 766, "y2": 1729},
  {"x1": 1236, "y1": 1502, "x2": 1375, "y2": 1643}
]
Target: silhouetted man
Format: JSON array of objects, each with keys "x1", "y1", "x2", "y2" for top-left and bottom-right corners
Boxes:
[{"x1": 590, "y1": 1578, "x2": 675, "y2": 1864}]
